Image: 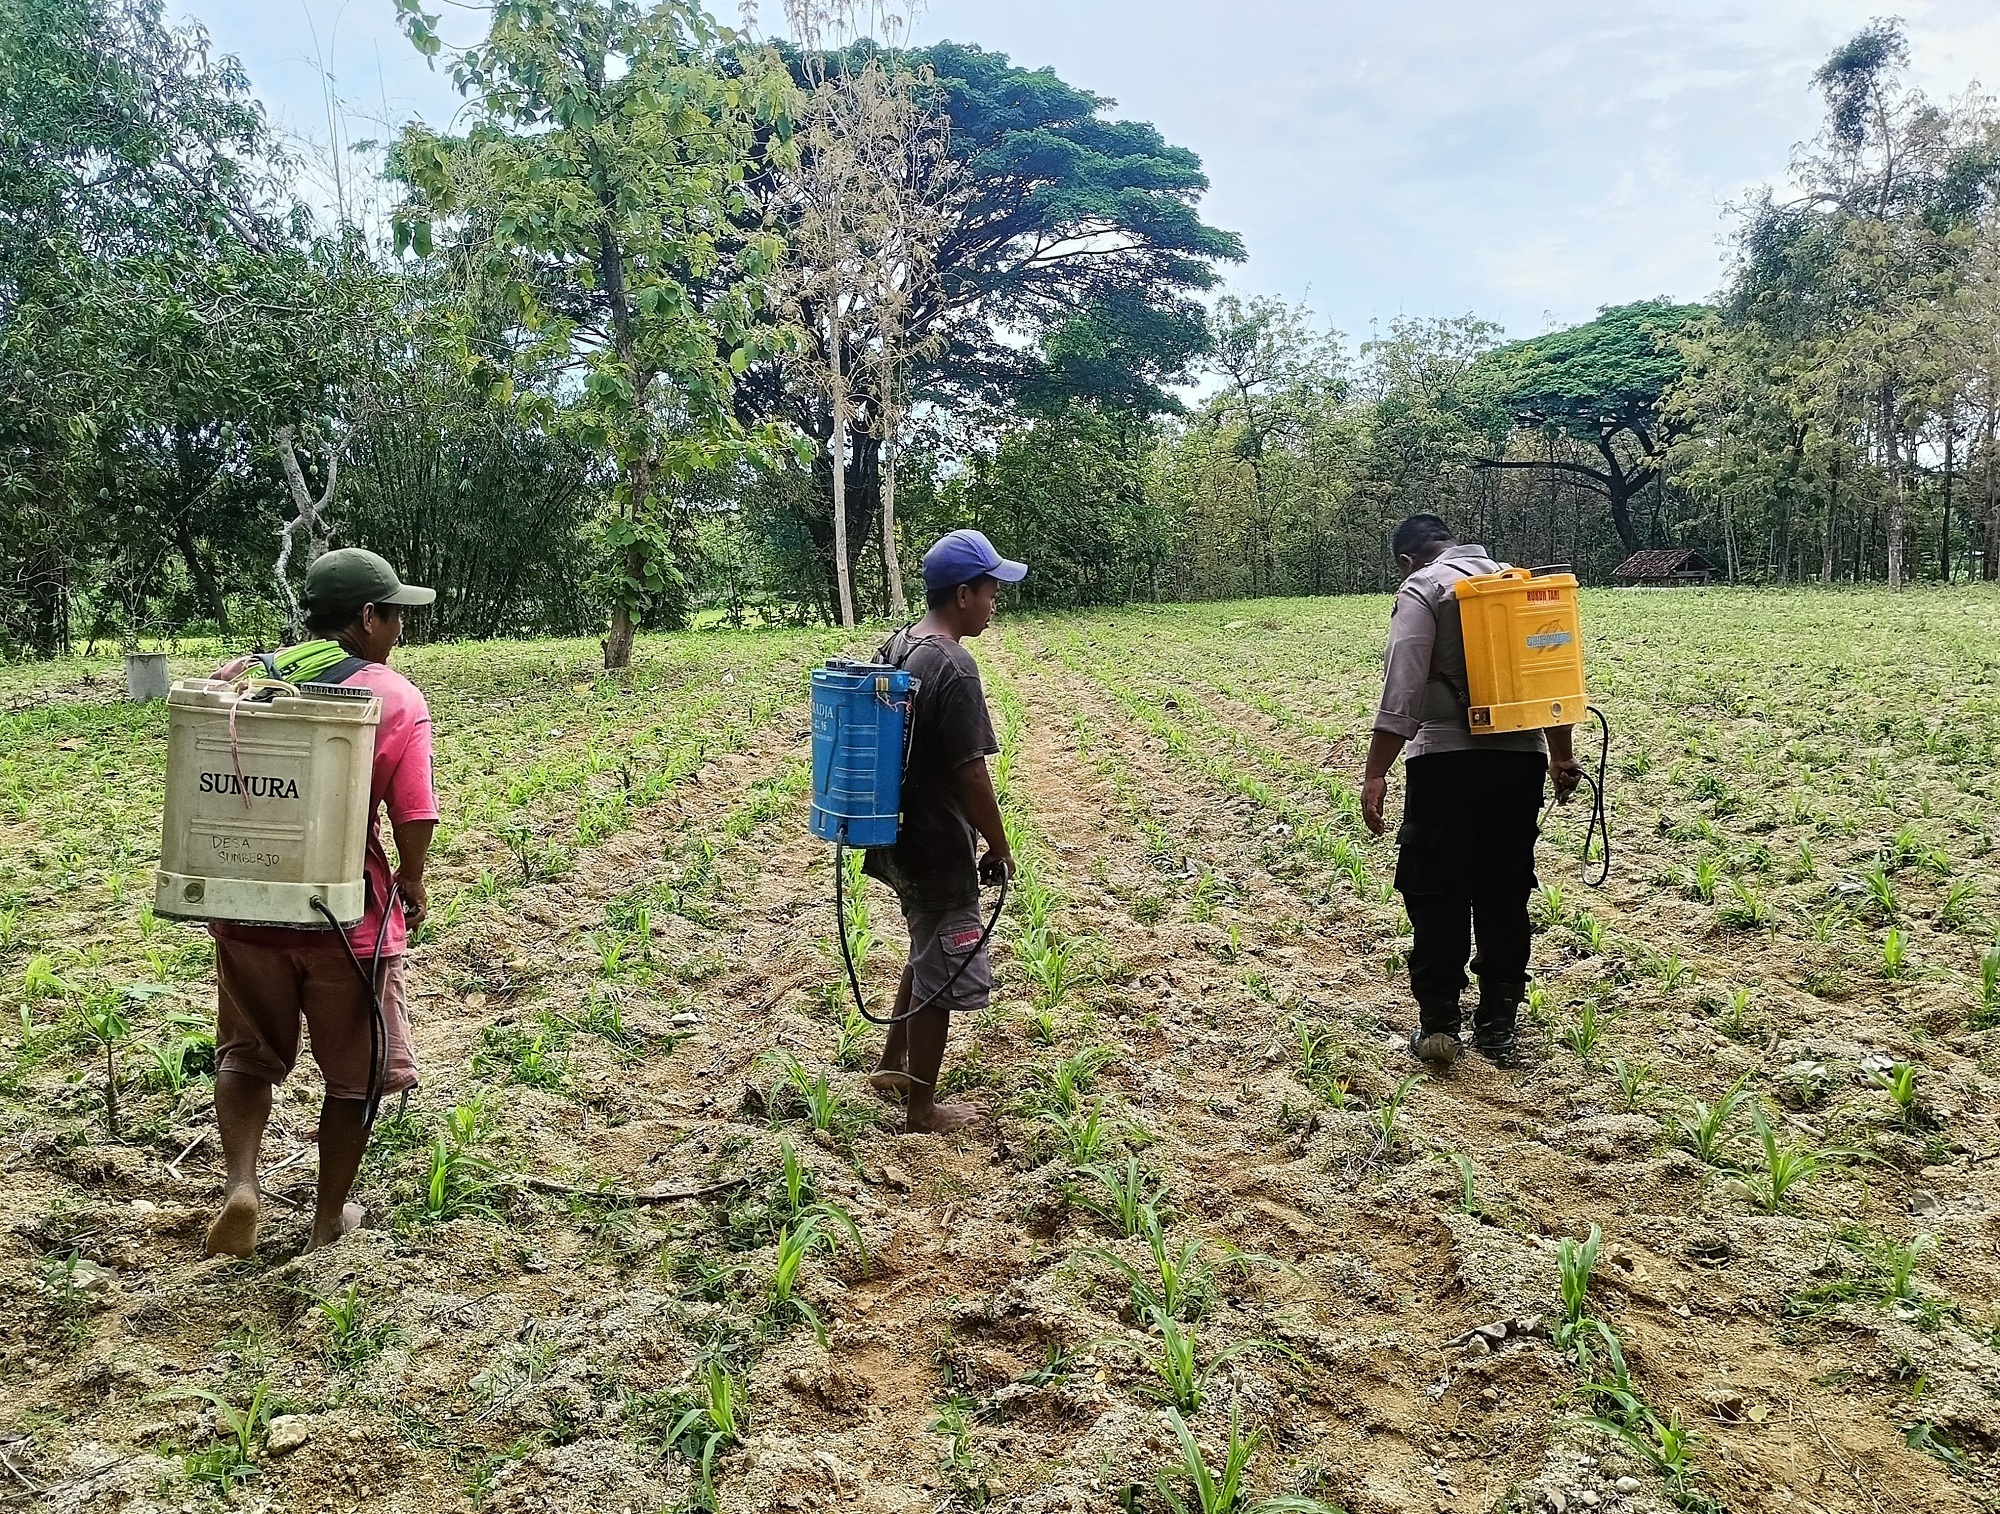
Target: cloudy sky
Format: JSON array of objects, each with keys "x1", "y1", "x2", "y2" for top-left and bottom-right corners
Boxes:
[{"x1": 185, "y1": 0, "x2": 2000, "y2": 342}]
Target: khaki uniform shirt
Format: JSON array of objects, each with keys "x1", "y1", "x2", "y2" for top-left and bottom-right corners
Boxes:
[{"x1": 1374, "y1": 544, "x2": 1549, "y2": 761}]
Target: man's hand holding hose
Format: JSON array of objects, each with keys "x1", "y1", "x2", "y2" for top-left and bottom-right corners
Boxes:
[{"x1": 1548, "y1": 723, "x2": 1584, "y2": 804}]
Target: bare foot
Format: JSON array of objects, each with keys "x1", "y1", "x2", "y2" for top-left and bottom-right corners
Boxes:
[
  {"x1": 868, "y1": 1069, "x2": 914, "y2": 1103},
  {"x1": 204, "y1": 1186, "x2": 260, "y2": 1258},
  {"x1": 309, "y1": 1202, "x2": 365, "y2": 1251},
  {"x1": 907, "y1": 1101, "x2": 980, "y2": 1135}
]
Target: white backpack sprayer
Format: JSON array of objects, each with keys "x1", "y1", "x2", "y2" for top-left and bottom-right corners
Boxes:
[
  {"x1": 154, "y1": 657, "x2": 402, "y2": 1125},
  {"x1": 810, "y1": 655, "x2": 1009, "y2": 1023},
  {"x1": 1453, "y1": 566, "x2": 1612, "y2": 884}
]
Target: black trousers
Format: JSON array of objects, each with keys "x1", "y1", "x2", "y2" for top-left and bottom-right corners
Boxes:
[{"x1": 1395, "y1": 750, "x2": 1546, "y2": 1037}]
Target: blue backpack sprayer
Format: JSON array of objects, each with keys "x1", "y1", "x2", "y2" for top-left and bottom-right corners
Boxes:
[{"x1": 810, "y1": 657, "x2": 1009, "y2": 1023}]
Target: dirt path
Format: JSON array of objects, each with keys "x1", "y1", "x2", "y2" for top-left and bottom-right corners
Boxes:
[{"x1": 5, "y1": 617, "x2": 1995, "y2": 1514}]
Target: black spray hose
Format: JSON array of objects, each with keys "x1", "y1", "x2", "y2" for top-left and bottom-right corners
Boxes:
[
  {"x1": 311, "y1": 877, "x2": 401, "y2": 1130},
  {"x1": 1582, "y1": 705, "x2": 1612, "y2": 887},
  {"x1": 1539, "y1": 705, "x2": 1613, "y2": 887},
  {"x1": 834, "y1": 827, "x2": 1008, "y2": 1026}
]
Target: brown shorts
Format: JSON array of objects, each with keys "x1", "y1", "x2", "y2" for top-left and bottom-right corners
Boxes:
[
  {"x1": 905, "y1": 905, "x2": 993, "y2": 1013},
  {"x1": 215, "y1": 938, "x2": 417, "y2": 1102}
]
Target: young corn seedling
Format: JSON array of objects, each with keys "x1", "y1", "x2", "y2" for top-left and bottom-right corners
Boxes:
[
  {"x1": 1104, "y1": 1308, "x2": 1286, "y2": 1413},
  {"x1": 313, "y1": 1284, "x2": 396, "y2": 1369},
  {"x1": 1448, "y1": 1152, "x2": 1480, "y2": 1216},
  {"x1": 1681, "y1": 859, "x2": 1720, "y2": 904},
  {"x1": 831, "y1": 1001, "x2": 870, "y2": 1069},
  {"x1": 1572, "y1": 912, "x2": 1608, "y2": 954},
  {"x1": 1049, "y1": 1102, "x2": 1112, "y2": 1166},
  {"x1": 1087, "y1": 1216, "x2": 1218, "y2": 1322},
  {"x1": 1025, "y1": 936, "x2": 1079, "y2": 1013},
  {"x1": 1870, "y1": 1062, "x2": 1922, "y2": 1127},
  {"x1": 1719, "y1": 877, "x2": 1771, "y2": 930},
  {"x1": 768, "y1": 1210, "x2": 862, "y2": 1345},
  {"x1": 669, "y1": 1360, "x2": 745, "y2": 1510},
  {"x1": 930, "y1": 1395, "x2": 991, "y2": 1506},
  {"x1": 762, "y1": 1052, "x2": 863, "y2": 1140},
  {"x1": 1564, "y1": 998, "x2": 1604, "y2": 1059},
  {"x1": 1607, "y1": 1058, "x2": 1653, "y2": 1109},
  {"x1": 1554, "y1": 1224, "x2": 1603, "y2": 1349},
  {"x1": 1743, "y1": 1106, "x2": 1821, "y2": 1214},
  {"x1": 1863, "y1": 865, "x2": 1899, "y2": 919},
  {"x1": 1572, "y1": 1402, "x2": 1702, "y2": 1495},
  {"x1": 1880, "y1": 927, "x2": 1910, "y2": 978},
  {"x1": 1940, "y1": 883, "x2": 1976, "y2": 929},
  {"x1": 1292, "y1": 1018, "x2": 1349, "y2": 1106},
  {"x1": 1372, "y1": 1074, "x2": 1421, "y2": 1152},
  {"x1": 1154, "y1": 1405, "x2": 1340, "y2": 1514},
  {"x1": 1979, "y1": 937, "x2": 2000, "y2": 1027},
  {"x1": 1532, "y1": 882, "x2": 1569, "y2": 928},
  {"x1": 1876, "y1": 1233, "x2": 1932, "y2": 1305},
  {"x1": 1020, "y1": 1045, "x2": 1115, "y2": 1119},
  {"x1": 155, "y1": 1383, "x2": 275, "y2": 1491},
  {"x1": 1652, "y1": 952, "x2": 1691, "y2": 994},
  {"x1": 839, "y1": 850, "x2": 877, "y2": 977},
  {"x1": 1076, "y1": 1157, "x2": 1167, "y2": 1237},
  {"x1": 1676, "y1": 1074, "x2": 1755, "y2": 1166}
]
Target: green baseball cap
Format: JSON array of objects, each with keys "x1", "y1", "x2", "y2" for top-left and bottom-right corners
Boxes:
[{"x1": 304, "y1": 548, "x2": 436, "y2": 618}]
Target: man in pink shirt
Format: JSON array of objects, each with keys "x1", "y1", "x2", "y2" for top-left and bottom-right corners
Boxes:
[{"x1": 204, "y1": 548, "x2": 439, "y2": 1257}]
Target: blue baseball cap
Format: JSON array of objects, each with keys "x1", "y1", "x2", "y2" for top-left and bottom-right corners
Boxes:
[{"x1": 921, "y1": 529, "x2": 1028, "y2": 596}]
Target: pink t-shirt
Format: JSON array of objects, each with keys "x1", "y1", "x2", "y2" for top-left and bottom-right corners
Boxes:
[{"x1": 212, "y1": 661, "x2": 438, "y2": 957}]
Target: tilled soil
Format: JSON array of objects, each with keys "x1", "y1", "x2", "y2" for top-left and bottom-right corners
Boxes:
[{"x1": 2, "y1": 605, "x2": 1996, "y2": 1514}]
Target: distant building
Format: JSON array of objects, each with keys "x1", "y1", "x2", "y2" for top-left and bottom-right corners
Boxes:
[{"x1": 1611, "y1": 548, "x2": 1719, "y2": 586}]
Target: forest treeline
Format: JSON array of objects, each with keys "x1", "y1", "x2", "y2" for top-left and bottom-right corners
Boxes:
[{"x1": 4, "y1": 3, "x2": 1998, "y2": 662}]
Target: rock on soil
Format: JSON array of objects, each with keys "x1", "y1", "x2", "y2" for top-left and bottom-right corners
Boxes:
[
  {"x1": 1438, "y1": 1210, "x2": 1562, "y2": 1318},
  {"x1": 482, "y1": 1437, "x2": 689, "y2": 1514}
]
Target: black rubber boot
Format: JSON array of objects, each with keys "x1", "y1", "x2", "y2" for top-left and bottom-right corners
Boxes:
[{"x1": 1472, "y1": 979, "x2": 1523, "y2": 1064}]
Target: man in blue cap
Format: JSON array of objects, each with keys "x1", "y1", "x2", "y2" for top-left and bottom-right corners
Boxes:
[{"x1": 865, "y1": 529, "x2": 1026, "y2": 1134}]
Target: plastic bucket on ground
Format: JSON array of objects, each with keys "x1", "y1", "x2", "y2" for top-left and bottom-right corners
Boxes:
[{"x1": 123, "y1": 652, "x2": 170, "y2": 702}]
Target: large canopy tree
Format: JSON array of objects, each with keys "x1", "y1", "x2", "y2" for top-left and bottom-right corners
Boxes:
[
  {"x1": 1707, "y1": 19, "x2": 2000, "y2": 586},
  {"x1": 391, "y1": 0, "x2": 798, "y2": 665},
  {"x1": 736, "y1": 40, "x2": 1241, "y2": 613},
  {"x1": 1471, "y1": 299, "x2": 1710, "y2": 556},
  {"x1": 0, "y1": 0, "x2": 368, "y2": 652}
]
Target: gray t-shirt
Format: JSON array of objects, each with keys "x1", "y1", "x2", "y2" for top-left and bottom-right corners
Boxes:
[{"x1": 1373, "y1": 544, "x2": 1550, "y2": 760}]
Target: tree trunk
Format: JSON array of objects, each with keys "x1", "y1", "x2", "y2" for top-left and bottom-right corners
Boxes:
[
  {"x1": 1985, "y1": 404, "x2": 1999, "y2": 579},
  {"x1": 273, "y1": 424, "x2": 341, "y2": 638},
  {"x1": 175, "y1": 520, "x2": 230, "y2": 635},
  {"x1": 1882, "y1": 382, "x2": 1906, "y2": 589},
  {"x1": 829, "y1": 305, "x2": 855, "y2": 629},
  {"x1": 1822, "y1": 451, "x2": 1840, "y2": 583},
  {"x1": 1940, "y1": 414, "x2": 1955, "y2": 582},
  {"x1": 881, "y1": 405, "x2": 906, "y2": 621},
  {"x1": 604, "y1": 538, "x2": 641, "y2": 670},
  {"x1": 604, "y1": 455, "x2": 652, "y2": 671}
]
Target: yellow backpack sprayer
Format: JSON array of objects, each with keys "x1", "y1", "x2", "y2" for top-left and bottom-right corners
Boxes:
[
  {"x1": 810, "y1": 650, "x2": 1008, "y2": 1023},
  {"x1": 154, "y1": 655, "x2": 401, "y2": 1124},
  {"x1": 1453, "y1": 566, "x2": 1612, "y2": 884}
]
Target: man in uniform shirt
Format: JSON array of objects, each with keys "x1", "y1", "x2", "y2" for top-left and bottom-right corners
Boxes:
[
  {"x1": 1361, "y1": 515, "x2": 1582, "y2": 1066},
  {"x1": 864, "y1": 529, "x2": 1024, "y2": 1133}
]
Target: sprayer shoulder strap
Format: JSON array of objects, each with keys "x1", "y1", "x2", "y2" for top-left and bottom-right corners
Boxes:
[
  {"x1": 257, "y1": 641, "x2": 370, "y2": 688},
  {"x1": 1425, "y1": 558, "x2": 1487, "y2": 711}
]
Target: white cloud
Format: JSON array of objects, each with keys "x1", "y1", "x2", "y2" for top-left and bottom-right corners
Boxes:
[{"x1": 179, "y1": 0, "x2": 2000, "y2": 340}]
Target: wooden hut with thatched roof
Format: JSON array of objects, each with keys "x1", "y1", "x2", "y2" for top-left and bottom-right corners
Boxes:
[{"x1": 1611, "y1": 549, "x2": 1718, "y2": 586}]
